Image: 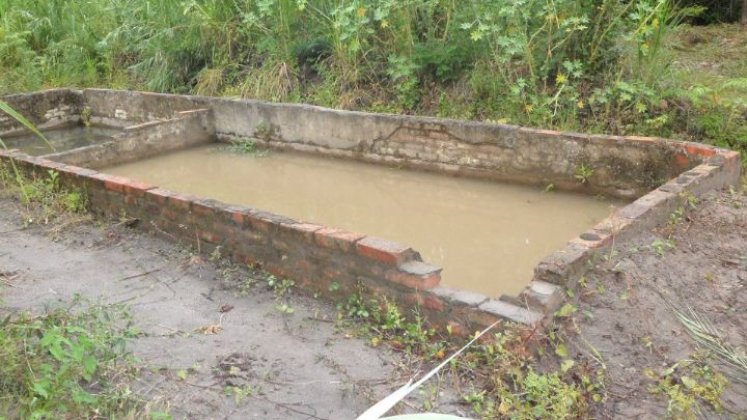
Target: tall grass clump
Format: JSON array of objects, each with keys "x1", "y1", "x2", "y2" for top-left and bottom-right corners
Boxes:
[
  {"x1": 0, "y1": 0, "x2": 744, "y2": 158},
  {"x1": 0, "y1": 0, "x2": 120, "y2": 90},
  {"x1": 0, "y1": 0, "x2": 676, "y2": 101}
]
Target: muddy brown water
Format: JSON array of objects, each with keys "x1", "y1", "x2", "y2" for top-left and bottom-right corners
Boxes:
[
  {"x1": 1, "y1": 124, "x2": 122, "y2": 155},
  {"x1": 107, "y1": 145, "x2": 624, "y2": 297}
]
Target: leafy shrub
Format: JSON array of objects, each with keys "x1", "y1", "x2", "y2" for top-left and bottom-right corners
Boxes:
[
  {"x1": 0, "y1": 301, "x2": 145, "y2": 418},
  {"x1": 0, "y1": 0, "x2": 744, "y2": 161}
]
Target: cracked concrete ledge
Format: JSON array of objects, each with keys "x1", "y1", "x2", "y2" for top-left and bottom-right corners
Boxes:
[{"x1": 0, "y1": 88, "x2": 741, "y2": 335}]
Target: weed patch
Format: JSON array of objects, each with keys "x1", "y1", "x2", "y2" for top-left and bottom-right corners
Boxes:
[
  {"x1": 646, "y1": 358, "x2": 728, "y2": 418},
  {"x1": 0, "y1": 163, "x2": 88, "y2": 226},
  {"x1": 223, "y1": 137, "x2": 269, "y2": 157},
  {"x1": 335, "y1": 288, "x2": 605, "y2": 418},
  {"x1": 0, "y1": 298, "x2": 157, "y2": 418}
]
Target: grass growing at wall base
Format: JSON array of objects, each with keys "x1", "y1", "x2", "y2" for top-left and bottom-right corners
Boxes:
[
  {"x1": 0, "y1": 163, "x2": 88, "y2": 226},
  {"x1": 336, "y1": 291, "x2": 599, "y2": 419},
  {"x1": 0, "y1": 100, "x2": 89, "y2": 227}
]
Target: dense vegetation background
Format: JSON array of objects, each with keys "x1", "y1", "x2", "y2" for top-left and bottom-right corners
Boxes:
[
  {"x1": 0, "y1": 2, "x2": 745, "y2": 418},
  {"x1": 0, "y1": 0, "x2": 745, "y2": 160}
]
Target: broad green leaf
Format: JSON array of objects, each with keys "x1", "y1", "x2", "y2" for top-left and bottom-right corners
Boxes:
[
  {"x1": 73, "y1": 389, "x2": 97, "y2": 405},
  {"x1": 33, "y1": 381, "x2": 50, "y2": 399},
  {"x1": 555, "y1": 303, "x2": 577, "y2": 318},
  {"x1": 0, "y1": 101, "x2": 54, "y2": 151},
  {"x1": 83, "y1": 355, "x2": 98, "y2": 379}
]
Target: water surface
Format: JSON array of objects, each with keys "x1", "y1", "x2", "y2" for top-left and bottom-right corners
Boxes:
[
  {"x1": 2, "y1": 124, "x2": 122, "y2": 156},
  {"x1": 108, "y1": 145, "x2": 622, "y2": 296}
]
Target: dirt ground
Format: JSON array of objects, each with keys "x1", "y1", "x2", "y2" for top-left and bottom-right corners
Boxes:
[
  {"x1": 1, "y1": 185, "x2": 746, "y2": 419},
  {"x1": 573, "y1": 187, "x2": 747, "y2": 419},
  {"x1": 0, "y1": 198, "x2": 470, "y2": 419}
]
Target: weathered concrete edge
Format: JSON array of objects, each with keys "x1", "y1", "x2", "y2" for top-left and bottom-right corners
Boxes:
[
  {"x1": 0, "y1": 89, "x2": 85, "y2": 135},
  {"x1": 82, "y1": 88, "x2": 722, "y2": 199}
]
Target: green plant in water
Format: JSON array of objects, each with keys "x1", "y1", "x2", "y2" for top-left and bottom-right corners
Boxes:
[
  {"x1": 80, "y1": 106, "x2": 92, "y2": 127},
  {"x1": 575, "y1": 163, "x2": 594, "y2": 185},
  {"x1": 227, "y1": 137, "x2": 268, "y2": 156}
]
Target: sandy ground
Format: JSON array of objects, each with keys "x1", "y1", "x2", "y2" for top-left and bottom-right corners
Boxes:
[
  {"x1": 0, "y1": 198, "x2": 467, "y2": 419},
  {"x1": 1, "y1": 187, "x2": 746, "y2": 419}
]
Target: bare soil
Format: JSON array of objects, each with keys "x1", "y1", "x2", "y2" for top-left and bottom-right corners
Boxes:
[
  {"x1": 1, "y1": 185, "x2": 746, "y2": 419},
  {"x1": 0, "y1": 198, "x2": 469, "y2": 419},
  {"x1": 571, "y1": 187, "x2": 747, "y2": 419}
]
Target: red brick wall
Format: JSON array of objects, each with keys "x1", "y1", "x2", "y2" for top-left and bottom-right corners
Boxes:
[{"x1": 3, "y1": 150, "x2": 539, "y2": 334}]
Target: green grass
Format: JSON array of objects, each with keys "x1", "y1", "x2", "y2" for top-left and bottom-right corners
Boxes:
[
  {"x1": 659, "y1": 24, "x2": 747, "y2": 162},
  {"x1": 0, "y1": 102, "x2": 149, "y2": 416},
  {"x1": 0, "y1": 297, "x2": 157, "y2": 418},
  {"x1": 646, "y1": 358, "x2": 728, "y2": 418},
  {"x1": 668, "y1": 25, "x2": 747, "y2": 91},
  {"x1": 673, "y1": 306, "x2": 747, "y2": 386},
  {"x1": 0, "y1": 163, "x2": 88, "y2": 225},
  {"x1": 0, "y1": 1, "x2": 744, "y2": 161},
  {"x1": 337, "y1": 292, "x2": 600, "y2": 418}
]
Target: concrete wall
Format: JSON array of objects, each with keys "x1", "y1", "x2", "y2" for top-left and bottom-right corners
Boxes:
[
  {"x1": 1, "y1": 89, "x2": 215, "y2": 171},
  {"x1": 13, "y1": 89, "x2": 732, "y2": 198},
  {"x1": 0, "y1": 90, "x2": 84, "y2": 135},
  {"x1": 4, "y1": 89, "x2": 733, "y2": 199},
  {"x1": 45, "y1": 109, "x2": 215, "y2": 169},
  {"x1": 83, "y1": 89, "x2": 205, "y2": 123},
  {"x1": 80, "y1": 89, "x2": 730, "y2": 199}
]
